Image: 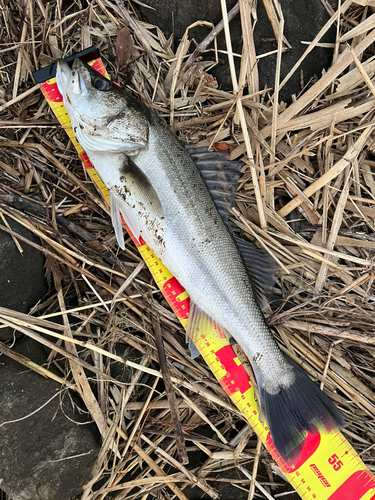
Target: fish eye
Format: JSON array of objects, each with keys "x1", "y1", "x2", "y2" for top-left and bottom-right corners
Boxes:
[{"x1": 92, "y1": 77, "x2": 111, "y2": 91}]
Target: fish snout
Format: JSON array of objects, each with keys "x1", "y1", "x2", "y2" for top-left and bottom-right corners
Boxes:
[{"x1": 56, "y1": 60, "x2": 71, "y2": 97}]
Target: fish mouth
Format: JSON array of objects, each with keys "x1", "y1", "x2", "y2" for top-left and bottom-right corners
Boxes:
[
  {"x1": 56, "y1": 58, "x2": 89, "y2": 98},
  {"x1": 56, "y1": 59, "x2": 72, "y2": 98}
]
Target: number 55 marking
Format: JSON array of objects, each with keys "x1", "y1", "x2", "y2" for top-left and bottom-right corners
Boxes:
[{"x1": 328, "y1": 454, "x2": 344, "y2": 471}]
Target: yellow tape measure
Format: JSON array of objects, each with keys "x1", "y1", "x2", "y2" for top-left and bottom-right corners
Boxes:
[{"x1": 39, "y1": 55, "x2": 375, "y2": 500}]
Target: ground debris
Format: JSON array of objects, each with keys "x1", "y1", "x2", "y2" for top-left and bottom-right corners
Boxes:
[{"x1": 1, "y1": 1, "x2": 375, "y2": 499}]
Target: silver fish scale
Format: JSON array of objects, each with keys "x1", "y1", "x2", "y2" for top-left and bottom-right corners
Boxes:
[{"x1": 133, "y1": 112, "x2": 294, "y2": 394}]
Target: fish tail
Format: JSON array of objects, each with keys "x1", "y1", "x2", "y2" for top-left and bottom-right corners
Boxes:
[{"x1": 258, "y1": 358, "x2": 345, "y2": 462}]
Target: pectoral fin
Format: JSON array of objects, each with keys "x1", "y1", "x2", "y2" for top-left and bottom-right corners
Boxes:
[
  {"x1": 110, "y1": 190, "x2": 141, "y2": 247},
  {"x1": 120, "y1": 158, "x2": 163, "y2": 219},
  {"x1": 110, "y1": 158, "x2": 163, "y2": 248}
]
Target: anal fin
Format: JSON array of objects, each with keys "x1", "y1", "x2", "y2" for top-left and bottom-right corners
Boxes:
[
  {"x1": 188, "y1": 337, "x2": 201, "y2": 359},
  {"x1": 186, "y1": 302, "x2": 230, "y2": 359}
]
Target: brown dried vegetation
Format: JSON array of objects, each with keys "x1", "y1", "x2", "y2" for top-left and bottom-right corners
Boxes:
[{"x1": 0, "y1": 0, "x2": 375, "y2": 499}]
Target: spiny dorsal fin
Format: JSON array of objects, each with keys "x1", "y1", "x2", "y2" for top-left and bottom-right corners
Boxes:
[{"x1": 186, "y1": 146, "x2": 242, "y2": 224}]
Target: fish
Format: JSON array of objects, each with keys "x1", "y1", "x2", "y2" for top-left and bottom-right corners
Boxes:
[{"x1": 56, "y1": 58, "x2": 344, "y2": 461}]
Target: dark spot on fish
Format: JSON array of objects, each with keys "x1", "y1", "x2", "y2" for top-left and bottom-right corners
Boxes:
[
  {"x1": 66, "y1": 95, "x2": 72, "y2": 105},
  {"x1": 253, "y1": 352, "x2": 263, "y2": 364},
  {"x1": 121, "y1": 188, "x2": 130, "y2": 197},
  {"x1": 160, "y1": 217, "x2": 165, "y2": 220},
  {"x1": 79, "y1": 123, "x2": 84, "y2": 129},
  {"x1": 156, "y1": 235, "x2": 164, "y2": 246}
]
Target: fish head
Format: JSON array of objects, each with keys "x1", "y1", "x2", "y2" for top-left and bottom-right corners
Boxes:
[{"x1": 56, "y1": 58, "x2": 148, "y2": 155}]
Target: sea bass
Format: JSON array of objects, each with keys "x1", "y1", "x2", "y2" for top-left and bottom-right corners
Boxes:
[{"x1": 56, "y1": 58, "x2": 344, "y2": 460}]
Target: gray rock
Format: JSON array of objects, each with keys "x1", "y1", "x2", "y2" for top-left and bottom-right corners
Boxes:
[
  {"x1": 0, "y1": 337, "x2": 99, "y2": 500},
  {"x1": 0, "y1": 218, "x2": 47, "y2": 341},
  {"x1": 138, "y1": 0, "x2": 334, "y2": 101}
]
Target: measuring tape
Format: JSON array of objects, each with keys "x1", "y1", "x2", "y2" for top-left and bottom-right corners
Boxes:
[{"x1": 35, "y1": 50, "x2": 375, "y2": 500}]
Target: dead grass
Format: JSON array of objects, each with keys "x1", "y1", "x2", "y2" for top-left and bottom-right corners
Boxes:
[{"x1": 0, "y1": 0, "x2": 375, "y2": 499}]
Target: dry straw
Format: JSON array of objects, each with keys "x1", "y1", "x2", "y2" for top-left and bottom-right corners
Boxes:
[{"x1": 1, "y1": 0, "x2": 375, "y2": 498}]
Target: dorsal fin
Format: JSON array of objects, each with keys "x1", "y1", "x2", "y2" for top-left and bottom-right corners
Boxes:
[
  {"x1": 186, "y1": 146, "x2": 242, "y2": 224},
  {"x1": 234, "y1": 237, "x2": 279, "y2": 312},
  {"x1": 186, "y1": 146, "x2": 279, "y2": 311}
]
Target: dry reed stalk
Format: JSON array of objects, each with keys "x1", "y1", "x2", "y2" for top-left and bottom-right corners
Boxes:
[
  {"x1": 278, "y1": 124, "x2": 375, "y2": 217},
  {"x1": 248, "y1": 438, "x2": 263, "y2": 500},
  {"x1": 279, "y1": 0, "x2": 353, "y2": 90},
  {"x1": 153, "y1": 317, "x2": 189, "y2": 464},
  {"x1": 221, "y1": 0, "x2": 267, "y2": 229},
  {"x1": 262, "y1": 30, "x2": 375, "y2": 139},
  {"x1": 107, "y1": 418, "x2": 190, "y2": 500},
  {"x1": 0, "y1": 340, "x2": 73, "y2": 387},
  {"x1": 1, "y1": 0, "x2": 375, "y2": 497}
]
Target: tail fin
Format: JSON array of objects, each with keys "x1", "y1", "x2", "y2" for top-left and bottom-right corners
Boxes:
[{"x1": 258, "y1": 359, "x2": 345, "y2": 462}]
